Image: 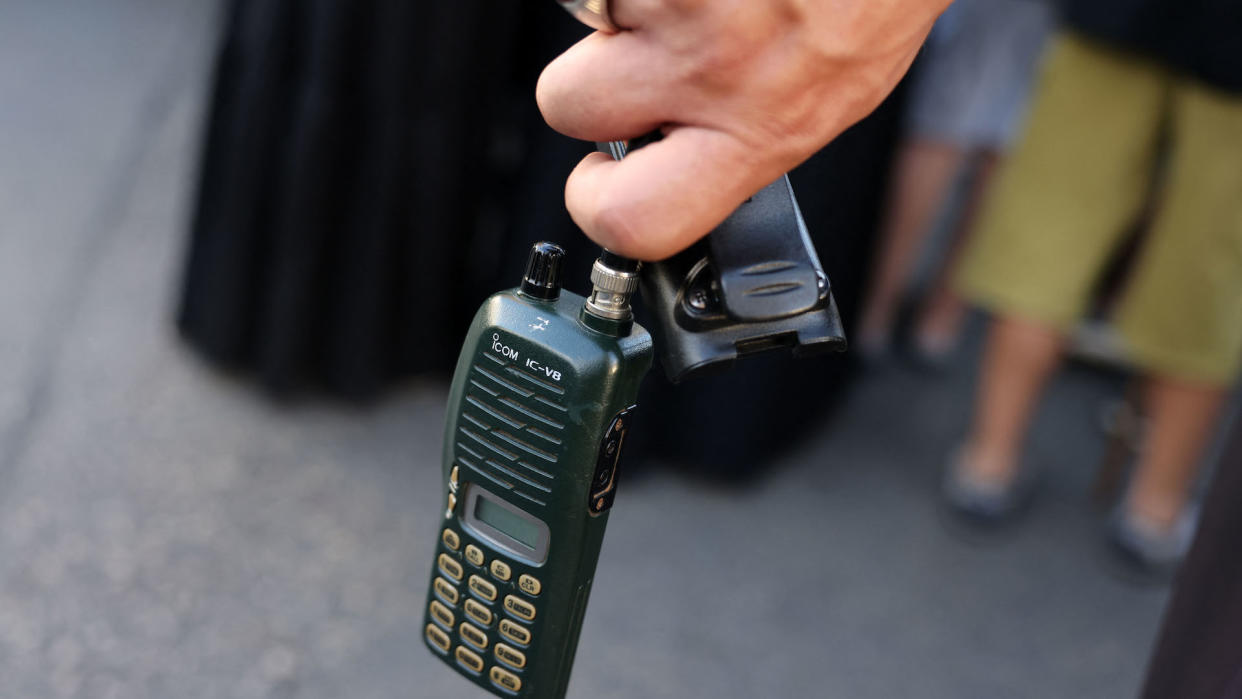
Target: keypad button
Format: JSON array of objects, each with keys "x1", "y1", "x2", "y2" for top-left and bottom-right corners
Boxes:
[
  {"x1": 490, "y1": 560, "x2": 512, "y2": 581},
  {"x1": 518, "y1": 574, "x2": 541, "y2": 597},
  {"x1": 455, "y1": 645, "x2": 484, "y2": 674},
  {"x1": 503, "y1": 595, "x2": 536, "y2": 622},
  {"x1": 498, "y1": 619, "x2": 531, "y2": 646},
  {"x1": 438, "y1": 553, "x2": 464, "y2": 581},
  {"x1": 494, "y1": 643, "x2": 527, "y2": 670},
  {"x1": 441, "y1": 529, "x2": 461, "y2": 551},
  {"x1": 464, "y1": 544, "x2": 485, "y2": 568},
  {"x1": 464, "y1": 599, "x2": 493, "y2": 627},
  {"x1": 433, "y1": 577, "x2": 460, "y2": 606},
  {"x1": 459, "y1": 621, "x2": 489, "y2": 650},
  {"x1": 425, "y1": 624, "x2": 450, "y2": 653},
  {"x1": 429, "y1": 600, "x2": 455, "y2": 630},
  {"x1": 469, "y1": 575, "x2": 498, "y2": 602},
  {"x1": 490, "y1": 666, "x2": 522, "y2": 693}
]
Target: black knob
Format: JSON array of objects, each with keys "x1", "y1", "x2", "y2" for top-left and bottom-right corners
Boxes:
[{"x1": 520, "y1": 242, "x2": 565, "y2": 300}]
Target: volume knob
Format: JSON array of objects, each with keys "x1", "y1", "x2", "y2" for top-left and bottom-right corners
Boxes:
[{"x1": 520, "y1": 242, "x2": 565, "y2": 301}]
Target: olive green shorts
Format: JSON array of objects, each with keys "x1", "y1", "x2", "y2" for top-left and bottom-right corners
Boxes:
[{"x1": 957, "y1": 33, "x2": 1242, "y2": 385}]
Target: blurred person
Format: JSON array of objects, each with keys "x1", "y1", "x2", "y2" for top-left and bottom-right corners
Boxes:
[
  {"x1": 856, "y1": 0, "x2": 1053, "y2": 364},
  {"x1": 946, "y1": 9, "x2": 1242, "y2": 576}
]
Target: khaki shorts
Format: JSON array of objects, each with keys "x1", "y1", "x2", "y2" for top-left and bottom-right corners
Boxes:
[{"x1": 957, "y1": 33, "x2": 1242, "y2": 385}]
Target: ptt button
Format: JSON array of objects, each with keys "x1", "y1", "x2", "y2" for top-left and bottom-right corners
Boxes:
[
  {"x1": 498, "y1": 618, "x2": 531, "y2": 646},
  {"x1": 425, "y1": 624, "x2": 450, "y2": 653},
  {"x1": 469, "y1": 574, "x2": 498, "y2": 602},
  {"x1": 490, "y1": 666, "x2": 523, "y2": 693},
  {"x1": 433, "y1": 577, "x2": 460, "y2": 605},
  {"x1": 465, "y1": 544, "x2": 485, "y2": 567},
  {"x1": 455, "y1": 645, "x2": 485, "y2": 673},
  {"x1": 464, "y1": 598, "x2": 493, "y2": 627},
  {"x1": 494, "y1": 642, "x2": 527, "y2": 670},
  {"x1": 429, "y1": 600, "x2": 455, "y2": 630},
  {"x1": 518, "y1": 574, "x2": 541, "y2": 596},
  {"x1": 449, "y1": 465, "x2": 460, "y2": 489},
  {"x1": 441, "y1": 529, "x2": 461, "y2": 551},
  {"x1": 446, "y1": 492, "x2": 458, "y2": 518},
  {"x1": 438, "y1": 553, "x2": 464, "y2": 581},
  {"x1": 504, "y1": 595, "x2": 536, "y2": 622},
  {"x1": 459, "y1": 621, "x2": 489, "y2": 650},
  {"x1": 490, "y1": 560, "x2": 512, "y2": 581}
]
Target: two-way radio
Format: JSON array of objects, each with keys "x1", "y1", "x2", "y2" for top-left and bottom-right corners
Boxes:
[{"x1": 422, "y1": 140, "x2": 845, "y2": 697}]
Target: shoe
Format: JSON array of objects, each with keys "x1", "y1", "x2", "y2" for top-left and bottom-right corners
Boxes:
[
  {"x1": 941, "y1": 447, "x2": 1036, "y2": 530},
  {"x1": 1104, "y1": 505, "x2": 1198, "y2": 584}
]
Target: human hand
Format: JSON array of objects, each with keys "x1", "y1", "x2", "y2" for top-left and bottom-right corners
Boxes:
[{"x1": 538, "y1": 0, "x2": 949, "y2": 260}]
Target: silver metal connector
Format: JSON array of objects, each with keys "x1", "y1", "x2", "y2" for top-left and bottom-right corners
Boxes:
[{"x1": 585, "y1": 257, "x2": 640, "y2": 321}]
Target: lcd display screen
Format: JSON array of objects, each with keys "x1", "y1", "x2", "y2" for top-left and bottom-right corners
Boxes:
[{"x1": 474, "y1": 496, "x2": 541, "y2": 550}]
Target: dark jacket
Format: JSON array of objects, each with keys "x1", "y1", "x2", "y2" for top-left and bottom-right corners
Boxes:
[{"x1": 1062, "y1": 0, "x2": 1242, "y2": 92}]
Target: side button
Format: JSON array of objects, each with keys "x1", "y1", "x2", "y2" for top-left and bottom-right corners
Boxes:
[{"x1": 490, "y1": 666, "x2": 522, "y2": 693}]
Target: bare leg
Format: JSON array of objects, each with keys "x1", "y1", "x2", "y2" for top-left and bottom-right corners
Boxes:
[
  {"x1": 1125, "y1": 376, "x2": 1228, "y2": 530},
  {"x1": 857, "y1": 139, "x2": 968, "y2": 353},
  {"x1": 961, "y1": 315, "x2": 1064, "y2": 485},
  {"x1": 915, "y1": 151, "x2": 1002, "y2": 356}
]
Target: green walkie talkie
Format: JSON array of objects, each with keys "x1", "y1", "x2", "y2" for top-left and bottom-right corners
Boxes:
[{"x1": 422, "y1": 243, "x2": 653, "y2": 698}]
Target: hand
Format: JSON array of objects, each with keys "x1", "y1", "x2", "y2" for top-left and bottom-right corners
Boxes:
[{"x1": 538, "y1": 0, "x2": 949, "y2": 260}]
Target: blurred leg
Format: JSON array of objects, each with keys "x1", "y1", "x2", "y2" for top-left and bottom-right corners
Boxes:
[
  {"x1": 1125, "y1": 378, "x2": 1227, "y2": 529},
  {"x1": 961, "y1": 315, "x2": 1063, "y2": 484},
  {"x1": 915, "y1": 150, "x2": 1001, "y2": 356},
  {"x1": 856, "y1": 139, "x2": 967, "y2": 352}
]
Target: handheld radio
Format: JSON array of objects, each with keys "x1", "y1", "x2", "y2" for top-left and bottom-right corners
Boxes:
[
  {"x1": 424, "y1": 138, "x2": 846, "y2": 697},
  {"x1": 422, "y1": 244, "x2": 653, "y2": 697}
]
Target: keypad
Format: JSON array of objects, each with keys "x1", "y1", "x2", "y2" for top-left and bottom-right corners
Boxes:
[
  {"x1": 490, "y1": 560, "x2": 512, "y2": 581},
  {"x1": 469, "y1": 575, "x2": 498, "y2": 602},
  {"x1": 428, "y1": 524, "x2": 541, "y2": 690},
  {"x1": 441, "y1": 529, "x2": 461, "y2": 551},
  {"x1": 429, "y1": 600, "x2": 455, "y2": 630},
  {"x1": 503, "y1": 595, "x2": 536, "y2": 622},
  {"x1": 433, "y1": 577, "x2": 459, "y2": 606},
  {"x1": 518, "y1": 574, "x2": 541, "y2": 597},
  {"x1": 460, "y1": 621, "x2": 489, "y2": 650},
  {"x1": 490, "y1": 666, "x2": 522, "y2": 692},
  {"x1": 456, "y1": 645, "x2": 485, "y2": 674},
  {"x1": 438, "y1": 553, "x2": 463, "y2": 582},
  {"x1": 426, "y1": 624, "x2": 451, "y2": 653},
  {"x1": 464, "y1": 598, "x2": 493, "y2": 627},
  {"x1": 494, "y1": 643, "x2": 527, "y2": 670},
  {"x1": 498, "y1": 618, "x2": 531, "y2": 646}
]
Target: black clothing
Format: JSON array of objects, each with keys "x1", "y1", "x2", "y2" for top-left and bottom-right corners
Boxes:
[{"x1": 1061, "y1": 0, "x2": 1242, "y2": 92}]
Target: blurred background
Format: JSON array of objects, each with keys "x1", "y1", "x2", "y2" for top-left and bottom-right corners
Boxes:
[{"x1": 2, "y1": 0, "x2": 1238, "y2": 697}]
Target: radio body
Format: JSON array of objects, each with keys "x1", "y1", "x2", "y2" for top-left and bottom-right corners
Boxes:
[{"x1": 423, "y1": 246, "x2": 652, "y2": 698}]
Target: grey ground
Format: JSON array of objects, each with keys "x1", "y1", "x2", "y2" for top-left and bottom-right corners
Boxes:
[{"x1": 0, "y1": 2, "x2": 1173, "y2": 698}]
